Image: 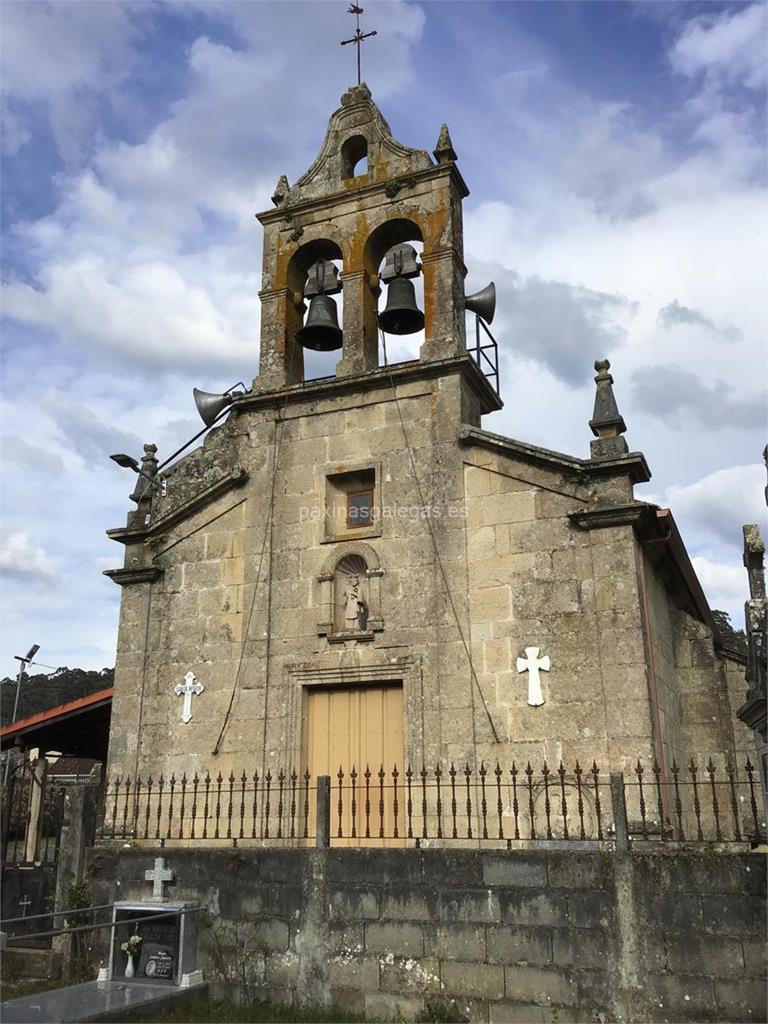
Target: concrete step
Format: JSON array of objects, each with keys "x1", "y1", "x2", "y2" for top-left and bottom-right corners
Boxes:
[{"x1": 3, "y1": 947, "x2": 63, "y2": 981}]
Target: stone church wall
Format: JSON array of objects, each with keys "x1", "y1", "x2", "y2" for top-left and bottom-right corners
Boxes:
[
  {"x1": 87, "y1": 846, "x2": 766, "y2": 1023},
  {"x1": 464, "y1": 452, "x2": 656, "y2": 774}
]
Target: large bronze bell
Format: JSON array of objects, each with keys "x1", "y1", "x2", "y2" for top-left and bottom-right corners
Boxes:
[
  {"x1": 296, "y1": 294, "x2": 343, "y2": 351},
  {"x1": 378, "y1": 276, "x2": 425, "y2": 336}
]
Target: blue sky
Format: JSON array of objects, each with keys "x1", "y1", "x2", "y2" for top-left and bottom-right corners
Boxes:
[{"x1": 1, "y1": 0, "x2": 766, "y2": 676}]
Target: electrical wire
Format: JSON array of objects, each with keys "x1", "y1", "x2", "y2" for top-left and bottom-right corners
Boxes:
[
  {"x1": 380, "y1": 330, "x2": 499, "y2": 742},
  {"x1": 211, "y1": 351, "x2": 294, "y2": 757}
]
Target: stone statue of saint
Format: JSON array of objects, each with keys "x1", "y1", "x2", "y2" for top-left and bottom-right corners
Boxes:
[{"x1": 343, "y1": 574, "x2": 364, "y2": 630}]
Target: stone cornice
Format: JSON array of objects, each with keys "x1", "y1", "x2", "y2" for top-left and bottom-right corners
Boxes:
[
  {"x1": 737, "y1": 693, "x2": 767, "y2": 741},
  {"x1": 242, "y1": 356, "x2": 502, "y2": 415},
  {"x1": 107, "y1": 467, "x2": 248, "y2": 545},
  {"x1": 102, "y1": 566, "x2": 164, "y2": 587},
  {"x1": 459, "y1": 426, "x2": 650, "y2": 483},
  {"x1": 256, "y1": 164, "x2": 469, "y2": 226},
  {"x1": 568, "y1": 503, "x2": 656, "y2": 531}
]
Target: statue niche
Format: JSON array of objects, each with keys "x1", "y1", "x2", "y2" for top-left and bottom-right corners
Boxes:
[{"x1": 335, "y1": 555, "x2": 369, "y2": 633}]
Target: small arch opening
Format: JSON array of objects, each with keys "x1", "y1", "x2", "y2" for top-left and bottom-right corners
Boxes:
[{"x1": 341, "y1": 135, "x2": 368, "y2": 178}]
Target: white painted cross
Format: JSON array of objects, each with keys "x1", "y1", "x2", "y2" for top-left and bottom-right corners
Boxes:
[
  {"x1": 516, "y1": 646, "x2": 551, "y2": 707},
  {"x1": 174, "y1": 671, "x2": 203, "y2": 724},
  {"x1": 145, "y1": 856, "x2": 174, "y2": 901},
  {"x1": 18, "y1": 894, "x2": 31, "y2": 917}
]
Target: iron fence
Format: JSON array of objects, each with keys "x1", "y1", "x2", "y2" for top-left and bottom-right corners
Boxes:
[
  {"x1": 101, "y1": 768, "x2": 314, "y2": 845},
  {"x1": 625, "y1": 756, "x2": 764, "y2": 843},
  {"x1": 96, "y1": 757, "x2": 766, "y2": 849}
]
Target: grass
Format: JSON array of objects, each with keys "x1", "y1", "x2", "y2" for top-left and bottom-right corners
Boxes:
[{"x1": 125, "y1": 995, "x2": 366, "y2": 1023}]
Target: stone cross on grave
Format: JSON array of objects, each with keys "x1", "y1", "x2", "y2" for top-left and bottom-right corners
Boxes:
[
  {"x1": 174, "y1": 671, "x2": 203, "y2": 724},
  {"x1": 145, "y1": 857, "x2": 174, "y2": 901},
  {"x1": 516, "y1": 647, "x2": 551, "y2": 707}
]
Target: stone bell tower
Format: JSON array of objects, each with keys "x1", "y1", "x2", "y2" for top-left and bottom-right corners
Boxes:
[{"x1": 256, "y1": 83, "x2": 478, "y2": 389}]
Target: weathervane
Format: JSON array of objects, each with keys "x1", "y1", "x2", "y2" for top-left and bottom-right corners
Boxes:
[{"x1": 341, "y1": 4, "x2": 377, "y2": 86}]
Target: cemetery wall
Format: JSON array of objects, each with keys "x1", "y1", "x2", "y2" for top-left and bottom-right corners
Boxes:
[{"x1": 87, "y1": 846, "x2": 766, "y2": 1023}]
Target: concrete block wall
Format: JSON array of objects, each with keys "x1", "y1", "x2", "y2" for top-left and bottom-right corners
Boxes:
[{"x1": 87, "y1": 847, "x2": 766, "y2": 1023}]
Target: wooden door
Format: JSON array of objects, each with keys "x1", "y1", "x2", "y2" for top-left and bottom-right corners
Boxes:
[{"x1": 305, "y1": 684, "x2": 404, "y2": 846}]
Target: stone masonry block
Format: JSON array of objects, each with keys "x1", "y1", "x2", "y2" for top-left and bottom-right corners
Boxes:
[
  {"x1": 328, "y1": 956, "x2": 380, "y2": 991},
  {"x1": 546, "y1": 853, "x2": 611, "y2": 890},
  {"x1": 500, "y1": 891, "x2": 568, "y2": 928},
  {"x1": 486, "y1": 925, "x2": 552, "y2": 966},
  {"x1": 425, "y1": 923, "x2": 486, "y2": 962},
  {"x1": 421, "y1": 850, "x2": 484, "y2": 886},
  {"x1": 649, "y1": 973, "x2": 716, "y2": 1019},
  {"x1": 264, "y1": 951, "x2": 299, "y2": 987},
  {"x1": 566, "y1": 891, "x2": 613, "y2": 928},
  {"x1": 380, "y1": 956, "x2": 442, "y2": 994},
  {"x1": 437, "y1": 889, "x2": 501, "y2": 923},
  {"x1": 472, "y1": 586, "x2": 511, "y2": 622},
  {"x1": 329, "y1": 887, "x2": 380, "y2": 921},
  {"x1": 364, "y1": 850, "x2": 423, "y2": 885},
  {"x1": 482, "y1": 856, "x2": 547, "y2": 888},
  {"x1": 715, "y1": 978, "x2": 768, "y2": 1022},
  {"x1": 250, "y1": 918, "x2": 290, "y2": 952},
  {"x1": 489, "y1": 1002, "x2": 578, "y2": 1024},
  {"x1": 743, "y1": 937, "x2": 768, "y2": 974},
  {"x1": 702, "y1": 893, "x2": 764, "y2": 935},
  {"x1": 504, "y1": 964, "x2": 576, "y2": 1006},
  {"x1": 440, "y1": 961, "x2": 505, "y2": 1000},
  {"x1": 551, "y1": 929, "x2": 607, "y2": 969},
  {"x1": 648, "y1": 892, "x2": 703, "y2": 931},
  {"x1": 664, "y1": 934, "x2": 745, "y2": 976},
  {"x1": 380, "y1": 889, "x2": 437, "y2": 922},
  {"x1": 328, "y1": 921, "x2": 365, "y2": 954},
  {"x1": 366, "y1": 921, "x2": 424, "y2": 957}
]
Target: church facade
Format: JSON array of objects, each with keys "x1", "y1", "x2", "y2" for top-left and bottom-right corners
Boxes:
[{"x1": 104, "y1": 85, "x2": 753, "y2": 801}]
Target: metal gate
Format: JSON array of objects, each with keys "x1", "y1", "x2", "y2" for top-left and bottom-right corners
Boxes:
[{"x1": 1, "y1": 758, "x2": 66, "y2": 945}]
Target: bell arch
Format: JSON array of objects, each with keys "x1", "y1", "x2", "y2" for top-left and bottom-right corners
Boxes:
[{"x1": 287, "y1": 238, "x2": 344, "y2": 381}]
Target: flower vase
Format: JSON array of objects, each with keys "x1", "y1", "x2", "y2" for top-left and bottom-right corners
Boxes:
[{"x1": 125, "y1": 954, "x2": 135, "y2": 979}]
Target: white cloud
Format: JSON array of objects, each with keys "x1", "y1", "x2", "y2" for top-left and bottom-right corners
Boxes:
[
  {"x1": 691, "y1": 555, "x2": 749, "y2": 626},
  {"x1": 652, "y1": 465, "x2": 768, "y2": 553},
  {"x1": 670, "y1": 3, "x2": 767, "y2": 91},
  {"x1": 0, "y1": 531, "x2": 56, "y2": 580}
]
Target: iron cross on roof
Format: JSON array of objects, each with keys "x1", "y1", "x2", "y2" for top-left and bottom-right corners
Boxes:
[{"x1": 340, "y1": 4, "x2": 377, "y2": 86}]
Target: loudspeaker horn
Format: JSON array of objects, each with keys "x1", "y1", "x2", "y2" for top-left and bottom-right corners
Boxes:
[
  {"x1": 465, "y1": 282, "x2": 496, "y2": 324},
  {"x1": 193, "y1": 388, "x2": 234, "y2": 427}
]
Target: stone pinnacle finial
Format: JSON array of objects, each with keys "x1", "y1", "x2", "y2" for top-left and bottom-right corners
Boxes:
[
  {"x1": 589, "y1": 359, "x2": 628, "y2": 459},
  {"x1": 271, "y1": 174, "x2": 289, "y2": 207},
  {"x1": 743, "y1": 524, "x2": 766, "y2": 600},
  {"x1": 433, "y1": 123, "x2": 457, "y2": 164}
]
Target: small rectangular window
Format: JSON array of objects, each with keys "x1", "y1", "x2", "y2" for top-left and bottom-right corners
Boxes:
[{"x1": 347, "y1": 489, "x2": 373, "y2": 529}]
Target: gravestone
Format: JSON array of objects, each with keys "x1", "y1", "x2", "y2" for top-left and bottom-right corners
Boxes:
[{"x1": 109, "y1": 902, "x2": 200, "y2": 986}]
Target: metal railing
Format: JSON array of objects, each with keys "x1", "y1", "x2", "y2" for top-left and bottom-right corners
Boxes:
[
  {"x1": 470, "y1": 316, "x2": 500, "y2": 398},
  {"x1": 625, "y1": 756, "x2": 764, "y2": 843},
  {"x1": 96, "y1": 757, "x2": 766, "y2": 849},
  {"x1": 101, "y1": 769, "x2": 314, "y2": 845}
]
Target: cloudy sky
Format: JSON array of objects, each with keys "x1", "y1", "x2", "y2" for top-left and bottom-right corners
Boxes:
[{"x1": 1, "y1": 0, "x2": 765, "y2": 677}]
